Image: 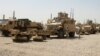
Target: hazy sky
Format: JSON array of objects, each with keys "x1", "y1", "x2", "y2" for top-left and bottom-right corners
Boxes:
[{"x1": 0, "y1": 0, "x2": 100, "y2": 23}]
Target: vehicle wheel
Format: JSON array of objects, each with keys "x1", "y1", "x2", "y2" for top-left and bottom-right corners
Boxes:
[
  {"x1": 2, "y1": 30, "x2": 10, "y2": 37},
  {"x1": 26, "y1": 36, "x2": 31, "y2": 41},
  {"x1": 33, "y1": 37, "x2": 43, "y2": 41},
  {"x1": 69, "y1": 32, "x2": 75, "y2": 37},
  {"x1": 90, "y1": 29, "x2": 96, "y2": 34},
  {"x1": 92, "y1": 31, "x2": 96, "y2": 34},
  {"x1": 58, "y1": 31, "x2": 64, "y2": 38},
  {"x1": 46, "y1": 35, "x2": 50, "y2": 39},
  {"x1": 12, "y1": 35, "x2": 20, "y2": 42},
  {"x1": 42, "y1": 35, "x2": 47, "y2": 40},
  {"x1": 12, "y1": 39, "x2": 18, "y2": 42}
]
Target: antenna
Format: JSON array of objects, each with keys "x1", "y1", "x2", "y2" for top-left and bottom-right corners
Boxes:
[
  {"x1": 70, "y1": 8, "x2": 74, "y2": 19},
  {"x1": 72, "y1": 8, "x2": 74, "y2": 19},
  {"x1": 70, "y1": 10, "x2": 71, "y2": 18},
  {"x1": 3, "y1": 14, "x2": 5, "y2": 20},
  {"x1": 94, "y1": 18, "x2": 96, "y2": 24},
  {"x1": 84, "y1": 19, "x2": 85, "y2": 24},
  {"x1": 13, "y1": 10, "x2": 16, "y2": 19},
  {"x1": 51, "y1": 13, "x2": 52, "y2": 19}
]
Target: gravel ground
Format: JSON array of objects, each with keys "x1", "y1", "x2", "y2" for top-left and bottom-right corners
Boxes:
[{"x1": 0, "y1": 33, "x2": 100, "y2": 56}]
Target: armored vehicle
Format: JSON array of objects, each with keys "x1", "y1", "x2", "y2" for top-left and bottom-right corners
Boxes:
[
  {"x1": 76, "y1": 20, "x2": 97, "y2": 35},
  {"x1": 10, "y1": 19, "x2": 46, "y2": 41},
  {"x1": 96, "y1": 24, "x2": 100, "y2": 32},
  {"x1": 81, "y1": 24, "x2": 92, "y2": 35},
  {"x1": 0, "y1": 18, "x2": 45, "y2": 41},
  {"x1": 46, "y1": 12, "x2": 76, "y2": 38},
  {"x1": 0, "y1": 19, "x2": 16, "y2": 36}
]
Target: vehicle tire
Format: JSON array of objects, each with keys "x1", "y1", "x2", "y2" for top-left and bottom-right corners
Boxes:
[
  {"x1": 69, "y1": 32, "x2": 75, "y2": 37},
  {"x1": 93, "y1": 30, "x2": 96, "y2": 34},
  {"x1": 26, "y1": 35, "x2": 31, "y2": 41},
  {"x1": 46, "y1": 35, "x2": 50, "y2": 38},
  {"x1": 42, "y1": 35, "x2": 47, "y2": 40},
  {"x1": 2, "y1": 30, "x2": 10, "y2": 37},
  {"x1": 33, "y1": 37, "x2": 43, "y2": 41},
  {"x1": 12, "y1": 39, "x2": 18, "y2": 42},
  {"x1": 58, "y1": 31, "x2": 64, "y2": 38},
  {"x1": 12, "y1": 35, "x2": 20, "y2": 42}
]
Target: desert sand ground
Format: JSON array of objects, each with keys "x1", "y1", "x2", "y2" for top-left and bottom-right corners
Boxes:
[{"x1": 0, "y1": 33, "x2": 100, "y2": 56}]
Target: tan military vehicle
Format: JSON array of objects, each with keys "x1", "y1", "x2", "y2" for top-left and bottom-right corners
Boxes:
[
  {"x1": 96, "y1": 24, "x2": 100, "y2": 32},
  {"x1": 84, "y1": 20, "x2": 96, "y2": 34},
  {"x1": 0, "y1": 18, "x2": 46, "y2": 42},
  {"x1": 76, "y1": 20, "x2": 97, "y2": 35},
  {"x1": 81, "y1": 24, "x2": 92, "y2": 35},
  {"x1": 46, "y1": 12, "x2": 76, "y2": 38},
  {"x1": 10, "y1": 19, "x2": 46, "y2": 42},
  {"x1": 0, "y1": 19, "x2": 16, "y2": 36}
]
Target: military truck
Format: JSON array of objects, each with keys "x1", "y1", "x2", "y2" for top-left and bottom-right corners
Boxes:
[
  {"x1": 81, "y1": 24, "x2": 92, "y2": 35},
  {"x1": 46, "y1": 12, "x2": 76, "y2": 38},
  {"x1": 0, "y1": 18, "x2": 46, "y2": 41},
  {"x1": 96, "y1": 24, "x2": 100, "y2": 32},
  {"x1": 11, "y1": 19, "x2": 46, "y2": 41},
  {"x1": 76, "y1": 20, "x2": 97, "y2": 35},
  {"x1": 0, "y1": 19, "x2": 16, "y2": 36}
]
